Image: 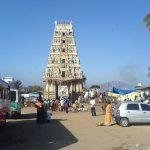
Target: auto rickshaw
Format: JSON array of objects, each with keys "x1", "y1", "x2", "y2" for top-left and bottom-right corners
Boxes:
[{"x1": 10, "y1": 101, "x2": 21, "y2": 118}]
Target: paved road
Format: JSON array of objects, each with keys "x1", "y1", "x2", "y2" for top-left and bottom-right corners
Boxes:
[{"x1": 0, "y1": 107, "x2": 150, "y2": 150}]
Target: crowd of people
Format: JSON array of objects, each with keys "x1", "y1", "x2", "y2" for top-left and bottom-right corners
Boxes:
[
  {"x1": 28, "y1": 88, "x2": 150, "y2": 127},
  {"x1": 89, "y1": 91, "x2": 115, "y2": 126},
  {"x1": 34, "y1": 91, "x2": 116, "y2": 126},
  {"x1": 34, "y1": 96, "x2": 83, "y2": 124}
]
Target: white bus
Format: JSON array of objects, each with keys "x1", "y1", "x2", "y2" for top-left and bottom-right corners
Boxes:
[{"x1": 0, "y1": 79, "x2": 10, "y2": 126}]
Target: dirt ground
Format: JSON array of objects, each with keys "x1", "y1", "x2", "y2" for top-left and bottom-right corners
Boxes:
[{"x1": 0, "y1": 106, "x2": 150, "y2": 150}]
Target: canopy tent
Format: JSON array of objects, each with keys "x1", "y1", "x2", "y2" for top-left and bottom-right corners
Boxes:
[{"x1": 112, "y1": 87, "x2": 135, "y2": 95}]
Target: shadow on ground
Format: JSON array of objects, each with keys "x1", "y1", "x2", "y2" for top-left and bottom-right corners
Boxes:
[{"x1": 0, "y1": 113, "x2": 78, "y2": 150}]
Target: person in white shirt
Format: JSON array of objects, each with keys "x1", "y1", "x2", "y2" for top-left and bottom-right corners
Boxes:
[{"x1": 90, "y1": 98, "x2": 96, "y2": 116}]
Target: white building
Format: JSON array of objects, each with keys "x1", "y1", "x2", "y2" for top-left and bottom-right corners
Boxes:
[{"x1": 2, "y1": 77, "x2": 14, "y2": 84}]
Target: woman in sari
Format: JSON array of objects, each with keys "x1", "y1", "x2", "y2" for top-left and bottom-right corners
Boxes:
[
  {"x1": 35, "y1": 99, "x2": 46, "y2": 124},
  {"x1": 104, "y1": 100, "x2": 112, "y2": 126}
]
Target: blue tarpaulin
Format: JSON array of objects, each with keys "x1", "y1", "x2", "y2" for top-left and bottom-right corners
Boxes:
[{"x1": 112, "y1": 87, "x2": 135, "y2": 95}]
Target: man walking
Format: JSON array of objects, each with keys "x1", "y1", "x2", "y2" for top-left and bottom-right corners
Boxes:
[{"x1": 90, "y1": 98, "x2": 96, "y2": 116}]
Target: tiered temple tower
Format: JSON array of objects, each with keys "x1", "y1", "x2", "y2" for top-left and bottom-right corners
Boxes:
[{"x1": 44, "y1": 21, "x2": 85, "y2": 100}]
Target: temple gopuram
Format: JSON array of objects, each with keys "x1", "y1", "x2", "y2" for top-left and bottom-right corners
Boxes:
[{"x1": 43, "y1": 21, "x2": 85, "y2": 100}]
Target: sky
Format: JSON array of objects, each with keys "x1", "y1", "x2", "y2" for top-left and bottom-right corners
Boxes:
[{"x1": 0, "y1": 0, "x2": 150, "y2": 87}]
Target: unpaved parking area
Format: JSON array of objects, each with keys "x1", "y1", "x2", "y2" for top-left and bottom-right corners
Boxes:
[{"x1": 0, "y1": 107, "x2": 150, "y2": 150}]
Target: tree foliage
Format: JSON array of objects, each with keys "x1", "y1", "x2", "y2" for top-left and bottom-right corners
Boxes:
[
  {"x1": 15, "y1": 80, "x2": 23, "y2": 89},
  {"x1": 148, "y1": 66, "x2": 150, "y2": 77},
  {"x1": 23, "y1": 85, "x2": 43, "y2": 93},
  {"x1": 144, "y1": 14, "x2": 150, "y2": 30},
  {"x1": 9, "y1": 80, "x2": 23, "y2": 90},
  {"x1": 90, "y1": 85, "x2": 100, "y2": 89},
  {"x1": 144, "y1": 14, "x2": 150, "y2": 78}
]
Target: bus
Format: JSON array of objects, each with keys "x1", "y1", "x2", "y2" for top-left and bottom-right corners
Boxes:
[{"x1": 0, "y1": 79, "x2": 11, "y2": 126}]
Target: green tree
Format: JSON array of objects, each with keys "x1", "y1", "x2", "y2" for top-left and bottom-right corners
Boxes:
[
  {"x1": 144, "y1": 15, "x2": 150, "y2": 78},
  {"x1": 144, "y1": 14, "x2": 150, "y2": 30},
  {"x1": 148, "y1": 66, "x2": 150, "y2": 77},
  {"x1": 23, "y1": 85, "x2": 43, "y2": 93},
  {"x1": 13, "y1": 80, "x2": 22, "y2": 90},
  {"x1": 90, "y1": 85, "x2": 100, "y2": 89}
]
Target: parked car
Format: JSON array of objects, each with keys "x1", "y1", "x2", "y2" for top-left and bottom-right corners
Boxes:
[{"x1": 113, "y1": 101, "x2": 150, "y2": 127}]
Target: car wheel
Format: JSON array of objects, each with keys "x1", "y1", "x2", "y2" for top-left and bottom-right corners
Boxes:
[{"x1": 120, "y1": 118, "x2": 129, "y2": 127}]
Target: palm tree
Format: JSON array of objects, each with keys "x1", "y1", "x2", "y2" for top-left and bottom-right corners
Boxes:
[
  {"x1": 144, "y1": 15, "x2": 150, "y2": 78},
  {"x1": 148, "y1": 66, "x2": 150, "y2": 77},
  {"x1": 144, "y1": 14, "x2": 150, "y2": 30},
  {"x1": 90, "y1": 85, "x2": 100, "y2": 89},
  {"x1": 11, "y1": 80, "x2": 22, "y2": 90}
]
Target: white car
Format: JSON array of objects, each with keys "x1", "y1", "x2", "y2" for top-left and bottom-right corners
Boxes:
[{"x1": 113, "y1": 101, "x2": 150, "y2": 127}]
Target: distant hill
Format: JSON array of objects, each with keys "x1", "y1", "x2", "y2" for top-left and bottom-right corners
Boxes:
[{"x1": 100, "y1": 81, "x2": 133, "y2": 92}]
